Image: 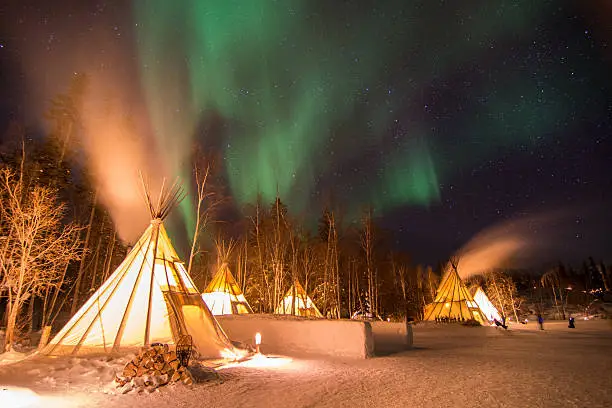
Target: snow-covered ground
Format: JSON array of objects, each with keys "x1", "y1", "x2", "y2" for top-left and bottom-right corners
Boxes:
[{"x1": 1, "y1": 320, "x2": 611, "y2": 408}]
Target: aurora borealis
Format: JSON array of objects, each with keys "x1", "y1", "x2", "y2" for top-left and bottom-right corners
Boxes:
[
  {"x1": 1, "y1": 0, "x2": 611, "y2": 263},
  {"x1": 132, "y1": 0, "x2": 449, "y2": 217}
]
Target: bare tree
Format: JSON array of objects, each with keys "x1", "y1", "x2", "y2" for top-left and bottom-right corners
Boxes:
[
  {"x1": 541, "y1": 269, "x2": 566, "y2": 319},
  {"x1": 70, "y1": 189, "x2": 97, "y2": 315},
  {"x1": 249, "y1": 199, "x2": 271, "y2": 311},
  {"x1": 300, "y1": 243, "x2": 318, "y2": 302},
  {"x1": 270, "y1": 197, "x2": 288, "y2": 313},
  {"x1": 321, "y1": 210, "x2": 340, "y2": 318},
  {"x1": 187, "y1": 162, "x2": 212, "y2": 277},
  {"x1": 485, "y1": 270, "x2": 521, "y2": 324},
  {"x1": 391, "y1": 256, "x2": 408, "y2": 316},
  {"x1": 0, "y1": 169, "x2": 82, "y2": 351},
  {"x1": 360, "y1": 208, "x2": 377, "y2": 317},
  {"x1": 235, "y1": 237, "x2": 249, "y2": 293}
]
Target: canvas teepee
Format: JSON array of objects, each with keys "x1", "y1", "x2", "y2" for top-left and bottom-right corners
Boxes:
[
  {"x1": 202, "y1": 240, "x2": 253, "y2": 315},
  {"x1": 42, "y1": 180, "x2": 236, "y2": 359},
  {"x1": 470, "y1": 286, "x2": 502, "y2": 323},
  {"x1": 423, "y1": 259, "x2": 487, "y2": 323},
  {"x1": 275, "y1": 280, "x2": 323, "y2": 318}
]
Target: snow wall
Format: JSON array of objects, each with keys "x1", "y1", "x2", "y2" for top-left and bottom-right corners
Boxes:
[
  {"x1": 369, "y1": 321, "x2": 413, "y2": 355},
  {"x1": 217, "y1": 314, "x2": 412, "y2": 359}
]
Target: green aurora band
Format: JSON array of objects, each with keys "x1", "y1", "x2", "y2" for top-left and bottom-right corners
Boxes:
[{"x1": 133, "y1": 0, "x2": 578, "y2": 232}]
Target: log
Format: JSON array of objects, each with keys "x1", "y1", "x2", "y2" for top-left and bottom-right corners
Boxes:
[
  {"x1": 136, "y1": 365, "x2": 147, "y2": 377},
  {"x1": 170, "y1": 370, "x2": 182, "y2": 382},
  {"x1": 169, "y1": 360, "x2": 180, "y2": 370},
  {"x1": 180, "y1": 368, "x2": 194, "y2": 385},
  {"x1": 117, "y1": 343, "x2": 203, "y2": 391}
]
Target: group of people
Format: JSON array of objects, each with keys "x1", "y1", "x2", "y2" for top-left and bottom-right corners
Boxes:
[
  {"x1": 434, "y1": 316, "x2": 467, "y2": 323},
  {"x1": 434, "y1": 313, "x2": 577, "y2": 329}
]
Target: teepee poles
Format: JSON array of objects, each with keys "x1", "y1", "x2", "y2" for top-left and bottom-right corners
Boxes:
[
  {"x1": 138, "y1": 173, "x2": 186, "y2": 346},
  {"x1": 45, "y1": 236, "x2": 148, "y2": 355},
  {"x1": 112, "y1": 237, "x2": 154, "y2": 351},
  {"x1": 138, "y1": 172, "x2": 187, "y2": 221},
  {"x1": 144, "y1": 224, "x2": 161, "y2": 347},
  {"x1": 423, "y1": 256, "x2": 487, "y2": 322},
  {"x1": 81, "y1": 238, "x2": 151, "y2": 353}
]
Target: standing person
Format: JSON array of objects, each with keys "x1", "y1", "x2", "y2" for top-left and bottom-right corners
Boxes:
[{"x1": 537, "y1": 314, "x2": 544, "y2": 330}]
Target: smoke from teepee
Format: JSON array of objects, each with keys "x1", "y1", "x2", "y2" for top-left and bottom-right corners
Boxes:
[
  {"x1": 9, "y1": 8, "x2": 190, "y2": 243},
  {"x1": 453, "y1": 207, "x2": 608, "y2": 279}
]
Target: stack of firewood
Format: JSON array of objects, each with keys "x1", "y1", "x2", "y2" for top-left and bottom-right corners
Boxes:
[{"x1": 114, "y1": 344, "x2": 193, "y2": 393}]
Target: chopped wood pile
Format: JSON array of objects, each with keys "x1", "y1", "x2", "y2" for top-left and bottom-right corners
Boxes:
[{"x1": 114, "y1": 344, "x2": 193, "y2": 393}]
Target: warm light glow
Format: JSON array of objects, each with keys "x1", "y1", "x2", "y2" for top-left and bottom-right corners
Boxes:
[
  {"x1": 42, "y1": 223, "x2": 233, "y2": 357},
  {"x1": 220, "y1": 348, "x2": 239, "y2": 360},
  {"x1": 217, "y1": 354, "x2": 293, "y2": 370},
  {"x1": 202, "y1": 291, "x2": 251, "y2": 315},
  {"x1": 275, "y1": 282, "x2": 323, "y2": 317},
  {"x1": 0, "y1": 387, "x2": 40, "y2": 408},
  {"x1": 255, "y1": 332, "x2": 262, "y2": 345},
  {"x1": 444, "y1": 302, "x2": 450, "y2": 308},
  {"x1": 472, "y1": 287, "x2": 502, "y2": 323}
]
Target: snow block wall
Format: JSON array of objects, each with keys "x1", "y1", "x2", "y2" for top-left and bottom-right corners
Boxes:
[
  {"x1": 369, "y1": 321, "x2": 413, "y2": 355},
  {"x1": 217, "y1": 314, "x2": 374, "y2": 359}
]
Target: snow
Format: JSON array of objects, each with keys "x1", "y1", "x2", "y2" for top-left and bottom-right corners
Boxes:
[
  {"x1": 0, "y1": 349, "x2": 29, "y2": 365},
  {"x1": 0, "y1": 320, "x2": 610, "y2": 407},
  {"x1": 0, "y1": 386, "x2": 40, "y2": 408}
]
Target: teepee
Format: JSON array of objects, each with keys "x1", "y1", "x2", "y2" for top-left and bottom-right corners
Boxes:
[
  {"x1": 423, "y1": 258, "x2": 487, "y2": 323},
  {"x1": 202, "y1": 240, "x2": 253, "y2": 315},
  {"x1": 275, "y1": 280, "x2": 323, "y2": 318},
  {"x1": 42, "y1": 179, "x2": 236, "y2": 359},
  {"x1": 470, "y1": 286, "x2": 502, "y2": 323}
]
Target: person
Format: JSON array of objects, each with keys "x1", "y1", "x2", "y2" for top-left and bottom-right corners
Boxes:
[
  {"x1": 568, "y1": 315, "x2": 575, "y2": 329},
  {"x1": 494, "y1": 318, "x2": 508, "y2": 330},
  {"x1": 537, "y1": 314, "x2": 544, "y2": 330}
]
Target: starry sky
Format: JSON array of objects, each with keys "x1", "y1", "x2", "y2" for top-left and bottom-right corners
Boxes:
[{"x1": 1, "y1": 1, "x2": 611, "y2": 267}]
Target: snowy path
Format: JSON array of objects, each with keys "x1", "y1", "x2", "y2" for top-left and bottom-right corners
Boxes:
[{"x1": 1, "y1": 320, "x2": 611, "y2": 408}]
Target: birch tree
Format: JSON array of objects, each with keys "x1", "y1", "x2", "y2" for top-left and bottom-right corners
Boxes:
[
  {"x1": 541, "y1": 269, "x2": 566, "y2": 319},
  {"x1": 0, "y1": 169, "x2": 82, "y2": 351},
  {"x1": 360, "y1": 208, "x2": 377, "y2": 317},
  {"x1": 187, "y1": 162, "x2": 211, "y2": 277},
  {"x1": 318, "y1": 209, "x2": 341, "y2": 318},
  {"x1": 485, "y1": 270, "x2": 522, "y2": 324}
]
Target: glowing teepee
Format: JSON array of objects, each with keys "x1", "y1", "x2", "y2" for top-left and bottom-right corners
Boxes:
[
  {"x1": 471, "y1": 286, "x2": 502, "y2": 323},
  {"x1": 42, "y1": 180, "x2": 236, "y2": 359},
  {"x1": 423, "y1": 259, "x2": 487, "y2": 323},
  {"x1": 202, "y1": 240, "x2": 253, "y2": 315},
  {"x1": 275, "y1": 280, "x2": 323, "y2": 318}
]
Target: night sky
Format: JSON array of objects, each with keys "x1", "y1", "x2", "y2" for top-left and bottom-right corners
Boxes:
[{"x1": 1, "y1": 1, "x2": 611, "y2": 267}]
